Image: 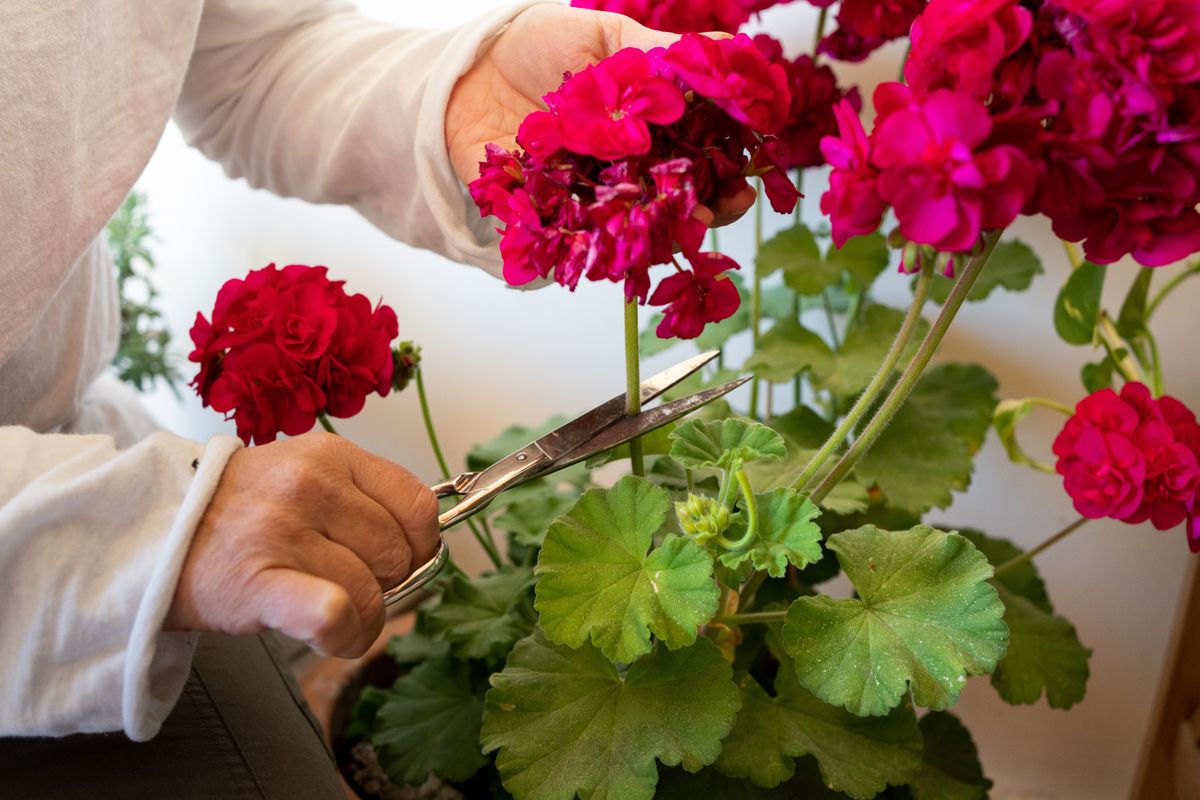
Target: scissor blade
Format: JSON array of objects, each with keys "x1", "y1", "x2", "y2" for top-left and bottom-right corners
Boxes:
[
  {"x1": 551, "y1": 376, "x2": 751, "y2": 469},
  {"x1": 529, "y1": 350, "x2": 720, "y2": 463}
]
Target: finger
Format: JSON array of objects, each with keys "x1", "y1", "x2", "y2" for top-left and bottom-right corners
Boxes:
[
  {"x1": 252, "y1": 569, "x2": 371, "y2": 658},
  {"x1": 346, "y1": 451, "x2": 442, "y2": 567},
  {"x1": 712, "y1": 185, "x2": 758, "y2": 227},
  {"x1": 318, "y1": 490, "x2": 413, "y2": 590},
  {"x1": 292, "y1": 534, "x2": 386, "y2": 655}
]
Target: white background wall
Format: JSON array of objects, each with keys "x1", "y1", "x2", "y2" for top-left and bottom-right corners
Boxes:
[{"x1": 133, "y1": 2, "x2": 1200, "y2": 797}]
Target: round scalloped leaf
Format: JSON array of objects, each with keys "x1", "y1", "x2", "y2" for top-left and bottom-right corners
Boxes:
[
  {"x1": 719, "y1": 489, "x2": 823, "y2": 578},
  {"x1": 990, "y1": 583, "x2": 1091, "y2": 709},
  {"x1": 425, "y1": 567, "x2": 535, "y2": 661},
  {"x1": 669, "y1": 418, "x2": 787, "y2": 471},
  {"x1": 535, "y1": 476, "x2": 719, "y2": 663},
  {"x1": 783, "y1": 525, "x2": 1009, "y2": 716},
  {"x1": 370, "y1": 649, "x2": 488, "y2": 785},
  {"x1": 714, "y1": 671, "x2": 921, "y2": 798},
  {"x1": 908, "y1": 711, "x2": 993, "y2": 800},
  {"x1": 481, "y1": 632, "x2": 740, "y2": 800}
]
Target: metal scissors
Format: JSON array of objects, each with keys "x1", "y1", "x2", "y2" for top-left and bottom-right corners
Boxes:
[{"x1": 382, "y1": 350, "x2": 748, "y2": 606}]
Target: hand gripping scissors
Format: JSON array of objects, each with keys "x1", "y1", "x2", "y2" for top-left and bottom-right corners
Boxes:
[{"x1": 382, "y1": 351, "x2": 748, "y2": 606}]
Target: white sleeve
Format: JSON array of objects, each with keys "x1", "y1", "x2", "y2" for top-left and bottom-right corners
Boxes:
[
  {"x1": 0, "y1": 427, "x2": 241, "y2": 741},
  {"x1": 175, "y1": 0, "x2": 554, "y2": 277}
]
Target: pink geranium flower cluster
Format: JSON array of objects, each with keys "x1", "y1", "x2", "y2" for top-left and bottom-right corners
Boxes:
[
  {"x1": 820, "y1": 0, "x2": 1200, "y2": 266},
  {"x1": 570, "y1": 0, "x2": 786, "y2": 35},
  {"x1": 809, "y1": 0, "x2": 929, "y2": 63},
  {"x1": 752, "y1": 35, "x2": 862, "y2": 171},
  {"x1": 469, "y1": 36, "x2": 800, "y2": 340},
  {"x1": 1054, "y1": 384, "x2": 1200, "y2": 551}
]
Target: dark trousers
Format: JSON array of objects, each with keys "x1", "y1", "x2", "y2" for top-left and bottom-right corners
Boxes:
[{"x1": 0, "y1": 634, "x2": 345, "y2": 799}]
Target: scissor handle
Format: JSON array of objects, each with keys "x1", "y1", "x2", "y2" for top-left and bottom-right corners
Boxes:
[{"x1": 381, "y1": 473, "x2": 481, "y2": 606}]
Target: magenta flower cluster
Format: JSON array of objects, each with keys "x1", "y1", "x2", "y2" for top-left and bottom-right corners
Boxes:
[
  {"x1": 821, "y1": 0, "x2": 1200, "y2": 267},
  {"x1": 1055, "y1": 384, "x2": 1200, "y2": 551},
  {"x1": 469, "y1": 35, "x2": 802, "y2": 340}
]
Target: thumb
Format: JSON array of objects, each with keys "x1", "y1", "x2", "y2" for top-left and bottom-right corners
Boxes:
[
  {"x1": 612, "y1": 20, "x2": 734, "y2": 54},
  {"x1": 252, "y1": 568, "x2": 368, "y2": 657}
]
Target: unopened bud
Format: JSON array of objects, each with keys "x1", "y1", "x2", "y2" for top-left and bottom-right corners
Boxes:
[{"x1": 391, "y1": 341, "x2": 422, "y2": 393}]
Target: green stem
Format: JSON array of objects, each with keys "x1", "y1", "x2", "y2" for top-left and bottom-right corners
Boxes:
[
  {"x1": 1096, "y1": 312, "x2": 1145, "y2": 384},
  {"x1": 739, "y1": 570, "x2": 768, "y2": 611},
  {"x1": 786, "y1": 264, "x2": 935, "y2": 493},
  {"x1": 813, "y1": 6, "x2": 829, "y2": 55},
  {"x1": 719, "y1": 610, "x2": 787, "y2": 626},
  {"x1": 993, "y1": 517, "x2": 1090, "y2": 578},
  {"x1": 1062, "y1": 240, "x2": 1084, "y2": 270},
  {"x1": 624, "y1": 299, "x2": 645, "y2": 477},
  {"x1": 1147, "y1": 261, "x2": 1200, "y2": 319},
  {"x1": 749, "y1": 180, "x2": 765, "y2": 421},
  {"x1": 317, "y1": 413, "x2": 337, "y2": 434},
  {"x1": 416, "y1": 367, "x2": 503, "y2": 569},
  {"x1": 810, "y1": 232, "x2": 1001, "y2": 504},
  {"x1": 1146, "y1": 332, "x2": 1165, "y2": 396},
  {"x1": 822, "y1": 290, "x2": 841, "y2": 350},
  {"x1": 717, "y1": 470, "x2": 759, "y2": 550}
]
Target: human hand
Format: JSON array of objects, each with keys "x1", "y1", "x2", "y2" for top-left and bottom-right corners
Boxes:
[
  {"x1": 445, "y1": 5, "x2": 756, "y2": 227},
  {"x1": 164, "y1": 433, "x2": 441, "y2": 658}
]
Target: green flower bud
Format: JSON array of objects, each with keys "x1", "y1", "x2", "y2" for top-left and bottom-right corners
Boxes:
[
  {"x1": 391, "y1": 341, "x2": 422, "y2": 393},
  {"x1": 675, "y1": 494, "x2": 732, "y2": 545}
]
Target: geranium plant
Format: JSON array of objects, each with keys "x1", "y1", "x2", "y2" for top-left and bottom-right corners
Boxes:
[{"x1": 194, "y1": 1, "x2": 1200, "y2": 797}]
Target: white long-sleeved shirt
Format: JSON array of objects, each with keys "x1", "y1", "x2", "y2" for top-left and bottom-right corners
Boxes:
[{"x1": 0, "y1": 0, "x2": 541, "y2": 741}]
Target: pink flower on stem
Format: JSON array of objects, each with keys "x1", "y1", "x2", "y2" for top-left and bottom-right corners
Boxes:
[
  {"x1": 665, "y1": 34, "x2": 791, "y2": 134},
  {"x1": 1055, "y1": 384, "x2": 1200, "y2": 551},
  {"x1": 817, "y1": 0, "x2": 929, "y2": 63},
  {"x1": 819, "y1": 100, "x2": 886, "y2": 248},
  {"x1": 546, "y1": 49, "x2": 686, "y2": 160},
  {"x1": 650, "y1": 253, "x2": 741, "y2": 340},
  {"x1": 904, "y1": 0, "x2": 1034, "y2": 102},
  {"x1": 871, "y1": 87, "x2": 1036, "y2": 252}
]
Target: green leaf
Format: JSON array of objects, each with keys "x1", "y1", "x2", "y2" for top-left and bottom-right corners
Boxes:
[
  {"x1": 990, "y1": 583, "x2": 1091, "y2": 710},
  {"x1": 928, "y1": 240, "x2": 1043, "y2": 304},
  {"x1": 714, "y1": 671, "x2": 922, "y2": 798},
  {"x1": 426, "y1": 567, "x2": 535, "y2": 661},
  {"x1": 491, "y1": 489, "x2": 578, "y2": 547},
  {"x1": 820, "y1": 479, "x2": 871, "y2": 516},
  {"x1": 1117, "y1": 268, "x2": 1154, "y2": 340},
  {"x1": 656, "y1": 767, "x2": 783, "y2": 799},
  {"x1": 992, "y1": 398, "x2": 1059, "y2": 474},
  {"x1": 828, "y1": 232, "x2": 890, "y2": 291},
  {"x1": 534, "y1": 476, "x2": 719, "y2": 663},
  {"x1": 783, "y1": 525, "x2": 1009, "y2": 716},
  {"x1": 371, "y1": 650, "x2": 488, "y2": 785},
  {"x1": 770, "y1": 405, "x2": 834, "y2": 449},
  {"x1": 669, "y1": 418, "x2": 787, "y2": 471},
  {"x1": 758, "y1": 225, "x2": 835, "y2": 294},
  {"x1": 385, "y1": 630, "x2": 441, "y2": 666},
  {"x1": 346, "y1": 684, "x2": 389, "y2": 743},
  {"x1": 1054, "y1": 262, "x2": 1107, "y2": 345},
  {"x1": 958, "y1": 529, "x2": 1052, "y2": 614},
  {"x1": 469, "y1": 416, "x2": 571, "y2": 471},
  {"x1": 958, "y1": 534, "x2": 1090, "y2": 709},
  {"x1": 907, "y1": 712, "x2": 993, "y2": 800},
  {"x1": 720, "y1": 489, "x2": 823, "y2": 578},
  {"x1": 1081, "y1": 356, "x2": 1116, "y2": 393},
  {"x1": 481, "y1": 632, "x2": 740, "y2": 800},
  {"x1": 856, "y1": 364, "x2": 999, "y2": 514},
  {"x1": 744, "y1": 319, "x2": 834, "y2": 384},
  {"x1": 812, "y1": 305, "x2": 928, "y2": 399}
]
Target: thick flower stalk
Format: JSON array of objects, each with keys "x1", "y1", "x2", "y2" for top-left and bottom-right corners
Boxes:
[
  {"x1": 469, "y1": 35, "x2": 801, "y2": 341},
  {"x1": 1054, "y1": 383, "x2": 1200, "y2": 551},
  {"x1": 189, "y1": 264, "x2": 399, "y2": 444}
]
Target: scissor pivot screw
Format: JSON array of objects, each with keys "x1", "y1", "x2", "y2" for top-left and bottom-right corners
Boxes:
[{"x1": 516, "y1": 453, "x2": 528, "y2": 461}]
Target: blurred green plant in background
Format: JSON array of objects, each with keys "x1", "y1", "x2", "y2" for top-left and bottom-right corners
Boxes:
[{"x1": 105, "y1": 192, "x2": 182, "y2": 396}]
